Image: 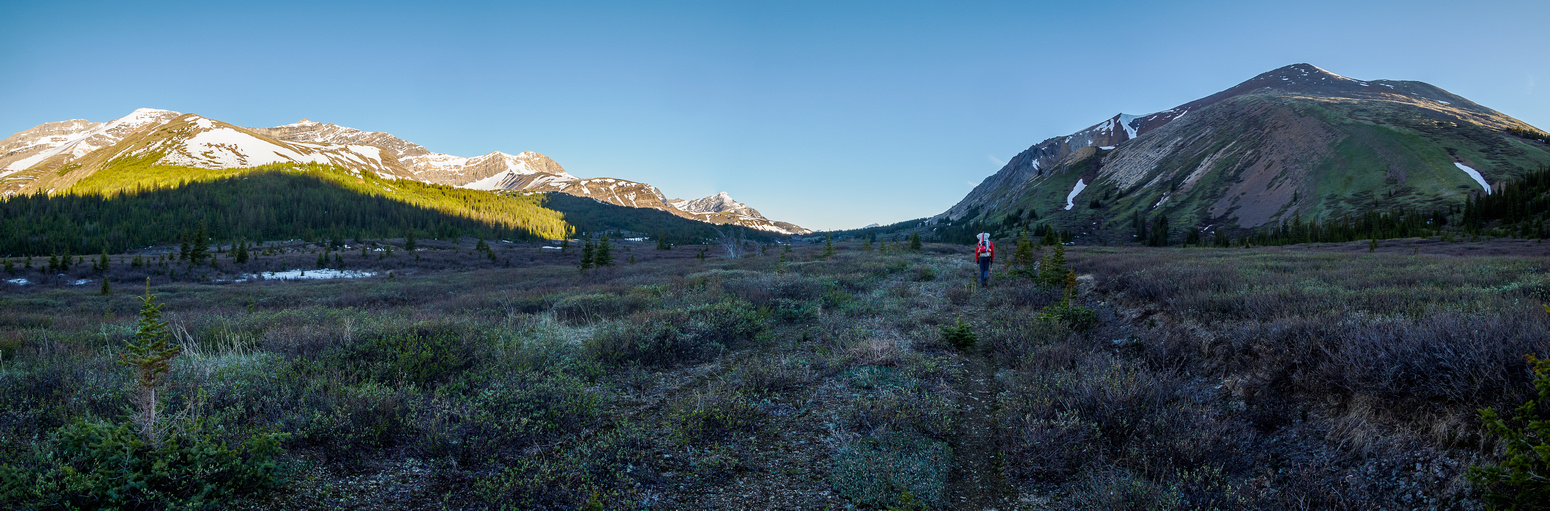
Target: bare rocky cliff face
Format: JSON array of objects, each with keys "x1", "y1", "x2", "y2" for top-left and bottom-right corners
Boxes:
[
  {"x1": 941, "y1": 63, "x2": 1550, "y2": 236},
  {"x1": 0, "y1": 110, "x2": 811, "y2": 234}
]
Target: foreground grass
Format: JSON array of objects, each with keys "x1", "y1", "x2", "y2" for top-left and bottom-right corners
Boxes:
[{"x1": 1, "y1": 239, "x2": 1546, "y2": 509}]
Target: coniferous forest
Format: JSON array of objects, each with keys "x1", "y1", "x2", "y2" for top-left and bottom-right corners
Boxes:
[{"x1": 0, "y1": 171, "x2": 561, "y2": 257}]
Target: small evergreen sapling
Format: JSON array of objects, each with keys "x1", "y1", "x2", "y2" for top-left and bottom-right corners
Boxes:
[
  {"x1": 1469, "y1": 305, "x2": 1550, "y2": 509},
  {"x1": 119, "y1": 280, "x2": 181, "y2": 446},
  {"x1": 939, "y1": 318, "x2": 977, "y2": 351}
]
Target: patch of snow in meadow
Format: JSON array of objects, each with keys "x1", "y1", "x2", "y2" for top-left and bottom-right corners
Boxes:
[
  {"x1": 71, "y1": 279, "x2": 92, "y2": 285},
  {"x1": 239, "y1": 269, "x2": 377, "y2": 282},
  {"x1": 6, "y1": 278, "x2": 29, "y2": 285},
  {"x1": 541, "y1": 246, "x2": 563, "y2": 250},
  {"x1": 1065, "y1": 179, "x2": 1087, "y2": 210},
  {"x1": 1099, "y1": 146, "x2": 1116, "y2": 150},
  {"x1": 1454, "y1": 162, "x2": 1490, "y2": 193}
]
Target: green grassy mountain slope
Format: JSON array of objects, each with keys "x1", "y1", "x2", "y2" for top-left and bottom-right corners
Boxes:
[{"x1": 941, "y1": 64, "x2": 1550, "y2": 243}]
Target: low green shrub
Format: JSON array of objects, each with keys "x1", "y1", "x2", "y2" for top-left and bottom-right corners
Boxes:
[
  {"x1": 0, "y1": 418, "x2": 286, "y2": 509},
  {"x1": 1039, "y1": 299, "x2": 1098, "y2": 332},
  {"x1": 1470, "y1": 340, "x2": 1550, "y2": 509},
  {"x1": 473, "y1": 427, "x2": 652, "y2": 509},
  {"x1": 441, "y1": 372, "x2": 602, "y2": 464},
  {"x1": 586, "y1": 299, "x2": 766, "y2": 367},
  {"x1": 336, "y1": 324, "x2": 475, "y2": 386},
  {"x1": 830, "y1": 433, "x2": 951, "y2": 509},
  {"x1": 938, "y1": 318, "x2": 977, "y2": 351},
  {"x1": 667, "y1": 389, "x2": 765, "y2": 445},
  {"x1": 768, "y1": 297, "x2": 819, "y2": 323},
  {"x1": 551, "y1": 292, "x2": 651, "y2": 324}
]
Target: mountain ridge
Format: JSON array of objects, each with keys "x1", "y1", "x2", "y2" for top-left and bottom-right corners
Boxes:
[
  {"x1": 937, "y1": 63, "x2": 1550, "y2": 242},
  {"x1": 0, "y1": 110, "x2": 810, "y2": 235}
]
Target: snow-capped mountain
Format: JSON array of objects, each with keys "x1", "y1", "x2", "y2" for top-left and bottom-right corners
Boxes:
[
  {"x1": 941, "y1": 63, "x2": 1550, "y2": 239},
  {"x1": 666, "y1": 191, "x2": 810, "y2": 234},
  {"x1": 0, "y1": 110, "x2": 810, "y2": 235},
  {"x1": 0, "y1": 108, "x2": 182, "y2": 179}
]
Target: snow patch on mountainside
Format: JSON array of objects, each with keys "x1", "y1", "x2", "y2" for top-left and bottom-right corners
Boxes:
[
  {"x1": 1065, "y1": 179, "x2": 1086, "y2": 210},
  {"x1": 1454, "y1": 162, "x2": 1490, "y2": 193},
  {"x1": 1118, "y1": 114, "x2": 1141, "y2": 140}
]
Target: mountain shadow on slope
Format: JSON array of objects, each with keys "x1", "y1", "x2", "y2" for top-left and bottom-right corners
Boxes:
[{"x1": 539, "y1": 192, "x2": 784, "y2": 245}]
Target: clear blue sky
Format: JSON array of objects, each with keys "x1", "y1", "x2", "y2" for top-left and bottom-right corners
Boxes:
[{"x1": 3, "y1": 0, "x2": 1546, "y2": 230}]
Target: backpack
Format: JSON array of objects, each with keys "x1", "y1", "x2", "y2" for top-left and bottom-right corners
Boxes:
[{"x1": 976, "y1": 239, "x2": 994, "y2": 259}]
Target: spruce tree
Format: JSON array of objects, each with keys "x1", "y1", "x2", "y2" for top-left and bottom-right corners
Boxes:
[
  {"x1": 235, "y1": 238, "x2": 249, "y2": 264},
  {"x1": 120, "y1": 279, "x2": 180, "y2": 445},
  {"x1": 404, "y1": 230, "x2": 417, "y2": 252},
  {"x1": 189, "y1": 223, "x2": 209, "y2": 264},
  {"x1": 579, "y1": 238, "x2": 595, "y2": 273},
  {"x1": 98, "y1": 249, "x2": 110, "y2": 273},
  {"x1": 909, "y1": 232, "x2": 922, "y2": 251},
  {"x1": 595, "y1": 235, "x2": 613, "y2": 267},
  {"x1": 822, "y1": 234, "x2": 835, "y2": 259},
  {"x1": 1012, "y1": 228, "x2": 1038, "y2": 270},
  {"x1": 100, "y1": 277, "x2": 111, "y2": 295},
  {"x1": 1038, "y1": 243, "x2": 1068, "y2": 288}
]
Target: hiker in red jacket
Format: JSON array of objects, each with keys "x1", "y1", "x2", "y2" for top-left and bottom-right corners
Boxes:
[{"x1": 975, "y1": 232, "x2": 994, "y2": 287}]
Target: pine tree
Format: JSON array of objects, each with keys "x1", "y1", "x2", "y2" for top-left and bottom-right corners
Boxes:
[
  {"x1": 317, "y1": 251, "x2": 328, "y2": 268},
  {"x1": 98, "y1": 249, "x2": 110, "y2": 273},
  {"x1": 24, "y1": 255, "x2": 32, "y2": 269},
  {"x1": 178, "y1": 232, "x2": 190, "y2": 261},
  {"x1": 1147, "y1": 215, "x2": 1170, "y2": 247},
  {"x1": 1038, "y1": 243, "x2": 1068, "y2": 288},
  {"x1": 656, "y1": 235, "x2": 670, "y2": 250},
  {"x1": 476, "y1": 238, "x2": 490, "y2": 253},
  {"x1": 189, "y1": 222, "x2": 209, "y2": 264},
  {"x1": 1012, "y1": 228, "x2": 1038, "y2": 270},
  {"x1": 3, "y1": 258, "x2": 12, "y2": 275},
  {"x1": 235, "y1": 238, "x2": 249, "y2": 264},
  {"x1": 909, "y1": 232, "x2": 922, "y2": 251},
  {"x1": 404, "y1": 230, "x2": 417, "y2": 252},
  {"x1": 579, "y1": 238, "x2": 595, "y2": 273},
  {"x1": 100, "y1": 277, "x2": 111, "y2": 295},
  {"x1": 822, "y1": 234, "x2": 835, "y2": 259},
  {"x1": 595, "y1": 235, "x2": 614, "y2": 267},
  {"x1": 119, "y1": 279, "x2": 180, "y2": 445}
]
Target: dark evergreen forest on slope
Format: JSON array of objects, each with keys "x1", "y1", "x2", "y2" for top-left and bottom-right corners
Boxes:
[{"x1": 0, "y1": 170, "x2": 568, "y2": 257}]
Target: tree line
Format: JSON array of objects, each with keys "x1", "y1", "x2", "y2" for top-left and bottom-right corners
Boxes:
[{"x1": 0, "y1": 168, "x2": 569, "y2": 257}]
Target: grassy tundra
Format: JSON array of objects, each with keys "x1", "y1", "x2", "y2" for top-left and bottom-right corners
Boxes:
[{"x1": 1, "y1": 237, "x2": 1547, "y2": 509}]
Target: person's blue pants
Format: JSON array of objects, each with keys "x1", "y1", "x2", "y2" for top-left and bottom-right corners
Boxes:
[{"x1": 978, "y1": 258, "x2": 991, "y2": 286}]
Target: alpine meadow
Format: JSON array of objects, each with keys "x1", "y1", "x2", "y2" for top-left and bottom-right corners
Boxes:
[{"x1": 4, "y1": 2, "x2": 1550, "y2": 508}]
